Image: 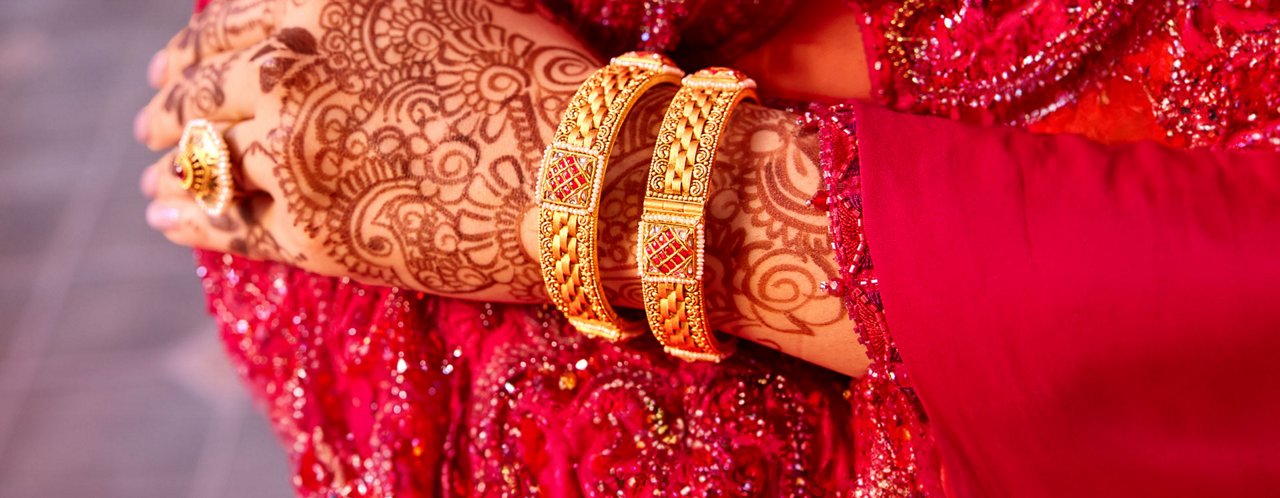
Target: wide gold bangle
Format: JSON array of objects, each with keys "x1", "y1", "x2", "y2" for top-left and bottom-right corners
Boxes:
[
  {"x1": 637, "y1": 67, "x2": 758, "y2": 362},
  {"x1": 537, "y1": 52, "x2": 684, "y2": 342}
]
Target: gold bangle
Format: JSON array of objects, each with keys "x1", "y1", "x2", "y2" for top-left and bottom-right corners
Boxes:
[
  {"x1": 537, "y1": 52, "x2": 684, "y2": 342},
  {"x1": 637, "y1": 67, "x2": 758, "y2": 362}
]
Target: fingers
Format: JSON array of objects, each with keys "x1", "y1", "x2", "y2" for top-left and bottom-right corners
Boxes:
[
  {"x1": 148, "y1": 152, "x2": 187, "y2": 201},
  {"x1": 147, "y1": 49, "x2": 168, "y2": 89},
  {"x1": 144, "y1": 135, "x2": 286, "y2": 261},
  {"x1": 143, "y1": 120, "x2": 277, "y2": 198},
  {"x1": 156, "y1": 0, "x2": 284, "y2": 88},
  {"x1": 148, "y1": 192, "x2": 284, "y2": 262},
  {"x1": 141, "y1": 151, "x2": 176, "y2": 199},
  {"x1": 142, "y1": 46, "x2": 265, "y2": 150},
  {"x1": 142, "y1": 117, "x2": 291, "y2": 262},
  {"x1": 223, "y1": 120, "x2": 279, "y2": 197}
]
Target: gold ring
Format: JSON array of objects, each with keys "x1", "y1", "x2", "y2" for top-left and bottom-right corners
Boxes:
[{"x1": 175, "y1": 119, "x2": 233, "y2": 216}]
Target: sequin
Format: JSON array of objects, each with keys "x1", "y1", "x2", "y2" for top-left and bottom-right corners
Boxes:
[
  {"x1": 189, "y1": 1, "x2": 1279, "y2": 496},
  {"x1": 198, "y1": 249, "x2": 863, "y2": 495}
]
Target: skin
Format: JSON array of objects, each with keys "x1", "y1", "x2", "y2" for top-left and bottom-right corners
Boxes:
[{"x1": 138, "y1": 0, "x2": 873, "y2": 375}]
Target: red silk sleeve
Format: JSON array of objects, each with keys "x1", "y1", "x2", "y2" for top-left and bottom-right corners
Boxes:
[{"x1": 857, "y1": 102, "x2": 1280, "y2": 497}]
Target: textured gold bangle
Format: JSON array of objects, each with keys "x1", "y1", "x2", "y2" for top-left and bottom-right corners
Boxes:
[
  {"x1": 537, "y1": 52, "x2": 684, "y2": 342},
  {"x1": 637, "y1": 67, "x2": 758, "y2": 362}
]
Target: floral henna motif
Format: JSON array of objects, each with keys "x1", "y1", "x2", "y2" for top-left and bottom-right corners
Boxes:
[
  {"x1": 253, "y1": 0, "x2": 596, "y2": 300},
  {"x1": 595, "y1": 90, "x2": 846, "y2": 336},
  {"x1": 172, "y1": 0, "x2": 281, "y2": 66},
  {"x1": 706, "y1": 106, "x2": 846, "y2": 336},
  {"x1": 163, "y1": 59, "x2": 231, "y2": 127},
  {"x1": 159, "y1": 1, "x2": 303, "y2": 130},
  {"x1": 170, "y1": 0, "x2": 844, "y2": 334}
]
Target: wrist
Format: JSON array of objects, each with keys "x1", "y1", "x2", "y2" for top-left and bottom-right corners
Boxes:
[{"x1": 594, "y1": 87, "x2": 678, "y2": 309}]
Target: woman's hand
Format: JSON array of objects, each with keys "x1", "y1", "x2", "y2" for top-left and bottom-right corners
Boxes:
[
  {"x1": 139, "y1": 0, "x2": 598, "y2": 302},
  {"x1": 138, "y1": 0, "x2": 867, "y2": 374}
]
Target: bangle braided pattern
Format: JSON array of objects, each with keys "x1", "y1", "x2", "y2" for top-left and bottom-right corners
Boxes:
[
  {"x1": 640, "y1": 68, "x2": 757, "y2": 362},
  {"x1": 538, "y1": 53, "x2": 682, "y2": 341}
]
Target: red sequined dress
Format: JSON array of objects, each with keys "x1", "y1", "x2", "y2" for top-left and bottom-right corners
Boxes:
[{"x1": 191, "y1": 0, "x2": 1280, "y2": 496}]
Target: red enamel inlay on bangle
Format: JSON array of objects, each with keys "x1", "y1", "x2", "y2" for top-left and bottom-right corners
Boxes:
[
  {"x1": 545, "y1": 154, "x2": 593, "y2": 205},
  {"x1": 645, "y1": 226, "x2": 692, "y2": 275}
]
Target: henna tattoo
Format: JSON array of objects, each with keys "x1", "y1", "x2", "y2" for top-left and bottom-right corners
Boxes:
[
  {"x1": 163, "y1": 60, "x2": 230, "y2": 127},
  {"x1": 251, "y1": 0, "x2": 597, "y2": 300},
  {"x1": 160, "y1": 0, "x2": 845, "y2": 347},
  {"x1": 596, "y1": 89, "x2": 675, "y2": 307},
  {"x1": 230, "y1": 195, "x2": 303, "y2": 263},
  {"x1": 170, "y1": 0, "x2": 281, "y2": 71},
  {"x1": 707, "y1": 105, "x2": 845, "y2": 336},
  {"x1": 595, "y1": 91, "x2": 846, "y2": 336}
]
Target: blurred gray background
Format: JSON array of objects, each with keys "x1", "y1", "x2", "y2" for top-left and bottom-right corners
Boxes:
[{"x1": 0, "y1": 1, "x2": 292, "y2": 496}]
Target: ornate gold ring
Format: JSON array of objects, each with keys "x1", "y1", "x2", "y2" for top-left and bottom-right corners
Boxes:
[{"x1": 175, "y1": 119, "x2": 234, "y2": 216}]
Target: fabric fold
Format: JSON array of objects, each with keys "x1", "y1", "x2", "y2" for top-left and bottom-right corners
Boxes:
[{"x1": 858, "y1": 101, "x2": 1280, "y2": 498}]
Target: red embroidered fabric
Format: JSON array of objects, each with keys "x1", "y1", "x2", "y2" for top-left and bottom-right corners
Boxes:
[
  {"x1": 846, "y1": 0, "x2": 1280, "y2": 496},
  {"x1": 541, "y1": 0, "x2": 801, "y2": 67},
  {"x1": 194, "y1": 1, "x2": 878, "y2": 496},
  {"x1": 197, "y1": 253, "x2": 859, "y2": 496},
  {"x1": 784, "y1": 102, "x2": 942, "y2": 497},
  {"x1": 850, "y1": 0, "x2": 1280, "y2": 149},
  {"x1": 188, "y1": 0, "x2": 1279, "y2": 496},
  {"x1": 859, "y1": 102, "x2": 1280, "y2": 498}
]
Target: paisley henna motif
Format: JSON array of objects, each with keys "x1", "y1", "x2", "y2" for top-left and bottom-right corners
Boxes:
[
  {"x1": 161, "y1": 0, "x2": 846, "y2": 336},
  {"x1": 595, "y1": 91, "x2": 846, "y2": 336},
  {"x1": 706, "y1": 106, "x2": 845, "y2": 336},
  {"x1": 246, "y1": 0, "x2": 595, "y2": 299}
]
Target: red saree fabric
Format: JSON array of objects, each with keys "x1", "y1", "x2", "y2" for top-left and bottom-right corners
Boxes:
[
  {"x1": 859, "y1": 102, "x2": 1280, "y2": 497},
  {"x1": 188, "y1": 1, "x2": 898, "y2": 496},
  {"x1": 181, "y1": 0, "x2": 1280, "y2": 495}
]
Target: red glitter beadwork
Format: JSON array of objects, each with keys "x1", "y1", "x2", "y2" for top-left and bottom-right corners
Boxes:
[
  {"x1": 800, "y1": 102, "x2": 942, "y2": 497},
  {"x1": 184, "y1": 0, "x2": 1280, "y2": 496},
  {"x1": 1149, "y1": 1, "x2": 1280, "y2": 149},
  {"x1": 195, "y1": 250, "x2": 863, "y2": 496},
  {"x1": 852, "y1": 0, "x2": 1174, "y2": 125}
]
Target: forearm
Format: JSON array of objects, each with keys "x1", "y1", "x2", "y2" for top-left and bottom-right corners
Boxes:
[
  {"x1": 515, "y1": 88, "x2": 866, "y2": 375},
  {"x1": 166, "y1": 0, "x2": 869, "y2": 374},
  {"x1": 332, "y1": 1, "x2": 866, "y2": 373}
]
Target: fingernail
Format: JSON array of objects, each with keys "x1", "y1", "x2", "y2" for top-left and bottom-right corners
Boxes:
[
  {"x1": 140, "y1": 166, "x2": 158, "y2": 198},
  {"x1": 146, "y1": 202, "x2": 180, "y2": 230},
  {"x1": 148, "y1": 50, "x2": 167, "y2": 88},
  {"x1": 133, "y1": 108, "x2": 149, "y2": 144}
]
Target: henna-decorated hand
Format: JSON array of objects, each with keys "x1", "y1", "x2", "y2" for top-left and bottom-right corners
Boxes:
[
  {"x1": 139, "y1": 0, "x2": 597, "y2": 301},
  {"x1": 137, "y1": 0, "x2": 867, "y2": 374}
]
